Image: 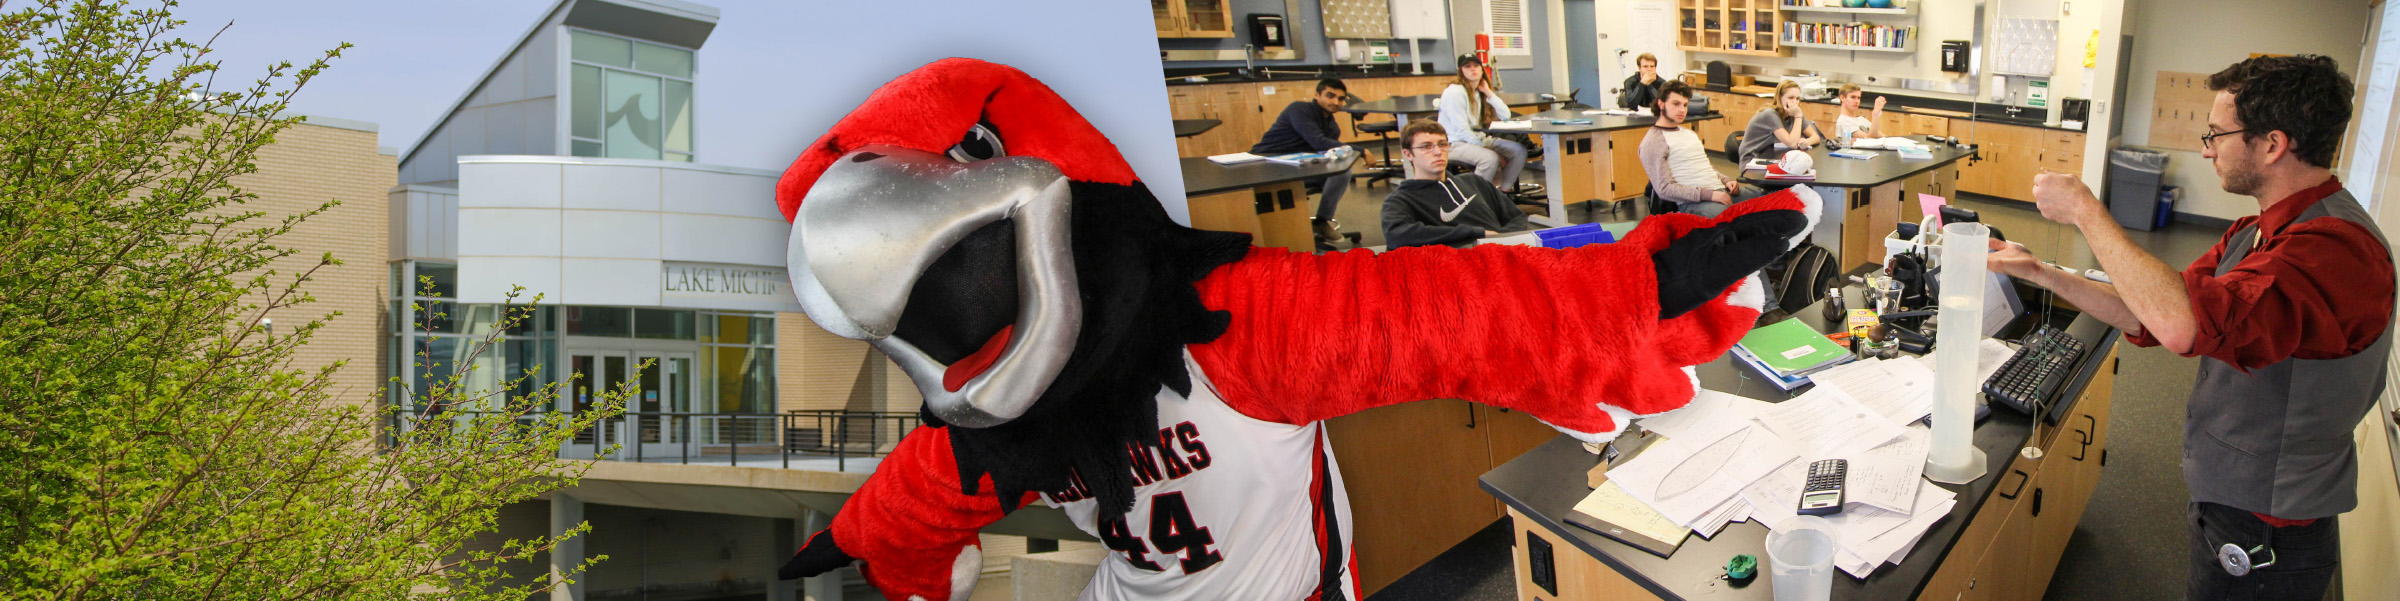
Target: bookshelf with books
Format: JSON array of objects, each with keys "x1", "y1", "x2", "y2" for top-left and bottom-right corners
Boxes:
[{"x1": 1778, "y1": 1, "x2": 1916, "y2": 53}]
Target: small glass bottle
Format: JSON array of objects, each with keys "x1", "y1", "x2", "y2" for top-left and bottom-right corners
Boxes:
[{"x1": 1821, "y1": 286, "x2": 1846, "y2": 322}]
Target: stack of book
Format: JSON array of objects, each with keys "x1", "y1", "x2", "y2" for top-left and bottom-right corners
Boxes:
[
  {"x1": 1783, "y1": 22, "x2": 1915, "y2": 49},
  {"x1": 1731, "y1": 317, "x2": 1856, "y2": 390}
]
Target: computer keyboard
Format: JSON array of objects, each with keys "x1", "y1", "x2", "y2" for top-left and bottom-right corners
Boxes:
[{"x1": 1983, "y1": 324, "x2": 2086, "y2": 415}]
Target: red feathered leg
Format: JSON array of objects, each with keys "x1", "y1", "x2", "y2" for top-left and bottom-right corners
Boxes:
[
  {"x1": 779, "y1": 426, "x2": 1034, "y2": 601},
  {"x1": 1189, "y1": 188, "x2": 1816, "y2": 443}
]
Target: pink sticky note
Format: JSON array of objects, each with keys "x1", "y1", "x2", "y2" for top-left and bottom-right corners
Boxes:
[{"x1": 1918, "y1": 194, "x2": 1949, "y2": 226}]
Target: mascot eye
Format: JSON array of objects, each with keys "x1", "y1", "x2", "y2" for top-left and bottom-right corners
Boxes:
[{"x1": 947, "y1": 123, "x2": 1006, "y2": 162}]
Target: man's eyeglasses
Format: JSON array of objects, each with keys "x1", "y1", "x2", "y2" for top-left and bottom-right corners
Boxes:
[
  {"x1": 2200, "y1": 128, "x2": 2247, "y2": 148},
  {"x1": 1406, "y1": 143, "x2": 1445, "y2": 152}
]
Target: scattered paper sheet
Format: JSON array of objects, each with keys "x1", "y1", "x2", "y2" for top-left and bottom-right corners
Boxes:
[
  {"x1": 1487, "y1": 120, "x2": 1534, "y2": 130},
  {"x1": 1916, "y1": 338, "x2": 2018, "y2": 384},
  {"x1": 1611, "y1": 423, "x2": 1799, "y2": 527},
  {"x1": 1809, "y1": 359, "x2": 1936, "y2": 425},
  {"x1": 1757, "y1": 386, "x2": 1908, "y2": 457},
  {"x1": 1833, "y1": 455, "x2": 1925, "y2": 514},
  {"x1": 1636, "y1": 389, "x2": 1761, "y2": 444}
]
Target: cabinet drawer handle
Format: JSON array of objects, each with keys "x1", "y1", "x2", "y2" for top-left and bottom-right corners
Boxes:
[
  {"x1": 1466, "y1": 403, "x2": 1477, "y2": 429},
  {"x1": 1997, "y1": 468, "x2": 2031, "y2": 499}
]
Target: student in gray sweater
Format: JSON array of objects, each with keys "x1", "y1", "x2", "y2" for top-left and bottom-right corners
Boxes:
[{"x1": 1382, "y1": 120, "x2": 1529, "y2": 249}]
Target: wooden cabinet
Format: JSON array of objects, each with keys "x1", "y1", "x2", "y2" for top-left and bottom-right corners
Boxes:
[
  {"x1": 1697, "y1": 91, "x2": 1766, "y2": 154},
  {"x1": 1955, "y1": 123, "x2": 2083, "y2": 201},
  {"x1": 1168, "y1": 76, "x2": 1453, "y2": 160},
  {"x1": 1918, "y1": 346, "x2": 2117, "y2": 601},
  {"x1": 1329, "y1": 404, "x2": 1567, "y2": 596},
  {"x1": 1677, "y1": 0, "x2": 1791, "y2": 56},
  {"x1": 1153, "y1": 0, "x2": 1234, "y2": 38}
]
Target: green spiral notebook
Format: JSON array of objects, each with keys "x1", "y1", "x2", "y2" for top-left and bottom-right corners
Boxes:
[{"x1": 1735, "y1": 317, "x2": 1851, "y2": 377}]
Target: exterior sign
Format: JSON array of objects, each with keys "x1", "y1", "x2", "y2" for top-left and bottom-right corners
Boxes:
[{"x1": 661, "y1": 261, "x2": 788, "y2": 299}]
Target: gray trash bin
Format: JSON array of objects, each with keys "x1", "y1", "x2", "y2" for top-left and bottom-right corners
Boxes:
[{"x1": 2108, "y1": 147, "x2": 2170, "y2": 231}]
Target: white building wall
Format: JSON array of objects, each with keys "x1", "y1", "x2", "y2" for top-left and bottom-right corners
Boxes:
[{"x1": 451, "y1": 155, "x2": 795, "y2": 313}]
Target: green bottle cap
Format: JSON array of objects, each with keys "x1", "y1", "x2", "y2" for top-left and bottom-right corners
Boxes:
[{"x1": 1726, "y1": 554, "x2": 1758, "y2": 580}]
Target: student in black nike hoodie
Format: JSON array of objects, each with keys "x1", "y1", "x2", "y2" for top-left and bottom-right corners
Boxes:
[{"x1": 1382, "y1": 120, "x2": 1530, "y2": 249}]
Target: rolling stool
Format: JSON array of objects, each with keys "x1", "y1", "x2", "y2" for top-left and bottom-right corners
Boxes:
[{"x1": 1351, "y1": 116, "x2": 1404, "y2": 185}]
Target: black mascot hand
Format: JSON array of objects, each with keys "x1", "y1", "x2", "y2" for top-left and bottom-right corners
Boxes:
[
  {"x1": 778, "y1": 529, "x2": 857, "y2": 580},
  {"x1": 1653, "y1": 210, "x2": 1810, "y2": 319}
]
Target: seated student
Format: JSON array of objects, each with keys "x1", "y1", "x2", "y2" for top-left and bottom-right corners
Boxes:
[
  {"x1": 1252, "y1": 78, "x2": 1358, "y2": 248},
  {"x1": 1738, "y1": 80, "x2": 1828, "y2": 165},
  {"x1": 1618, "y1": 52, "x2": 1665, "y2": 111},
  {"x1": 1641, "y1": 80, "x2": 1765, "y2": 218},
  {"x1": 1831, "y1": 83, "x2": 1886, "y2": 144},
  {"x1": 1382, "y1": 119, "x2": 1529, "y2": 249},
  {"x1": 1438, "y1": 53, "x2": 1528, "y2": 192}
]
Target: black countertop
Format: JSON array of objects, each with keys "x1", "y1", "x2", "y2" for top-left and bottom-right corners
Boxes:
[
  {"x1": 1179, "y1": 155, "x2": 1358, "y2": 196},
  {"x1": 1736, "y1": 134, "x2": 1978, "y2": 188},
  {"x1": 1479, "y1": 284, "x2": 2120, "y2": 601},
  {"x1": 1165, "y1": 63, "x2": 1452, "y2": 86},
  {"x1": 1344, "y1": 92, "x2": 1565, "y2": 115},
  {"x1": 1477, "y1": 108, "x2": 1723, "y2": 135},
  {"x1": 1697, "y1": 83, "x2": 2084, "y2": 133}
]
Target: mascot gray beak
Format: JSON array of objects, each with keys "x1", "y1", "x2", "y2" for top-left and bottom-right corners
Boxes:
[{"x1": 785, "y1": 145, "x2": 1080, "y2": 428}]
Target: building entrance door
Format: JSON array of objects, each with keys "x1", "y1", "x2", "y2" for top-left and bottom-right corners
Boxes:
[
  {"x1": 631, "y1": 351, "x2": 694, "y2": 460},
  {"x1": 564, "y1": 350, "x2": 631, "y2": 459}
]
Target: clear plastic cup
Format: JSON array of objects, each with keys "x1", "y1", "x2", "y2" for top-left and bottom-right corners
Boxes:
[{"x1": 1767, "y1": 515, "x2": 1838, "y2": 601}]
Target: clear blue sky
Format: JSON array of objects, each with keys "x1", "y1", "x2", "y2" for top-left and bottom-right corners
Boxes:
[
  {"x1": 166, "y1": 0, "x2": 1186, "y2": 215},
  {"x1": 166, "y1": 0, "x2": 1180, "y2": 177}
]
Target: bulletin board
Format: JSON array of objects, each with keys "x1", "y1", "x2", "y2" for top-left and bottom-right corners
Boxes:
[{"x1": 2148, "y1": 71, "x2": 2215, "y2": 152}]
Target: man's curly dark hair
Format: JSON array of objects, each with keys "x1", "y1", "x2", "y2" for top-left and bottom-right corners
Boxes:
[{"x1": 2205, "y1": 55, "x2": 2353, "y2": 169}]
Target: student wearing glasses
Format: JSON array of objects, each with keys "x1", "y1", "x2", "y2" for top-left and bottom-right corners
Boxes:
[
  {"x1": 1382, "y1": 119, "x2": 1527, "y2": 249},
  {"x1": 1252, "y1": 78, "x2": 1359, "y2": 249},
  {"x1": 1437, "y1": 53, "x2": 1528, "y2": 193},
  {"x1": 1982, "y1": 55, "x2": 2390, "y2": 601}
]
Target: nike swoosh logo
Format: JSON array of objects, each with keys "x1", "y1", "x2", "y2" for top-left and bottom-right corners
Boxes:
[{"x1": 1440, "y1": 193, "x2": 1475, "y2": 222}]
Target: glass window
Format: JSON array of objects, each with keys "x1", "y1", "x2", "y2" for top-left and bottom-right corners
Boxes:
[
  {"x1": 703, "y1": 313, "x2": 748, "y2": 344},
  {"x1": 503, "y1": 337, "x2": 555, "y2": 401},
  {"x1": 570, "y1": 30, "x2": 632, "y2": 68},
  {"x1": 572, "y1": 65, "x2": 601, "y2": 140},
  {"x1": 504, "y1": 305, "x2": 554, "y2": 337},
  {"x1": 389, "y1": 262, "x2": 402, "y2": 295},
  {"x1": 571, "y1": 140, "x2": 602, "y2": 157},
  {"x1": 750, "y1": 315, "x2": 775, "y2": 345},
  {"x1": 413, "y1": 262, "x2": 456, "y2": 298},
  {"x1": 663, "y1": 79, "x2": 692, "y2": 154},
  {"x1": 565, "y1": 306, "x2": 631, "y2": 337},
  {"x1": 634, "y1": 41, "x2": 693, "y2": 78},
  {"x1": 711, "y1": 346, "x2": 776, "y2": 413},
  {"x1": 603, "y1": 70, "x2": 663, "y2": 159},
  {"x1": 634, "y1": 308, "x2": 694, "y2": 340}
]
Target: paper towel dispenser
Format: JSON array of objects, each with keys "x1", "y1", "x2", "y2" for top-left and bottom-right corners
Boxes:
[
  {"x1": 1249, "y1": 14, "x2": 1286, "y2": 48},
  {"x1": 1941, "y1": 41, "x2": 1970, "y2": 73}
]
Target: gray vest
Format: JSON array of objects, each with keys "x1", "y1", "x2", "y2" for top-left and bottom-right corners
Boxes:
[{"x1": 2184, "y1": 188, "x2": 2395, "y2": 519}]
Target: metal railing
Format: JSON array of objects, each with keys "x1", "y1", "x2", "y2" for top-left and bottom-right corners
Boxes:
[{"x1": 384, "y1": 408, "x2": 921, "y2": 472}]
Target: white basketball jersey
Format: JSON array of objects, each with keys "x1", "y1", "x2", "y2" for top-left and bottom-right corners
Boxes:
[{"x1": 1040, "y1": 351, "x2": 1359, "y2": 601}]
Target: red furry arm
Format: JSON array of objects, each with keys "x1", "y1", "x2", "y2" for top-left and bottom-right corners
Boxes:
[
  {"x1": 812, "y1": 426, "x2": 1036, "y2": 601},
  {"x1": 1188, "y1": 194, "x2": 1806, "y2": 437},
  {"x1": 1187, "y1": 240, "x2": 1684, "y2": 436}
]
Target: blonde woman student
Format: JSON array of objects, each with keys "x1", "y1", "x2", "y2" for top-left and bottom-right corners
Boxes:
[{"x1": 1437, "y1": 53, "x2": 1527, "y2": 191}]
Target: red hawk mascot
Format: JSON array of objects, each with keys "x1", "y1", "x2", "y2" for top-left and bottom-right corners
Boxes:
[{"x1": 774, "y1": 58, "x2": 1820, "y2": 601}]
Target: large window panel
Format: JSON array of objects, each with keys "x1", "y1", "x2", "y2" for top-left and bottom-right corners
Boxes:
[
  {"x1": 664, "y1": 79, "x2": 693, "y2": 155},
  {"x1": 570, "y1": 30, "x2": 631, "y2": 68},
  {"x1": 634, "y1": 41, "x2": 693, "y2": 78},
  {"x1": 571, "y1": 65, "x2": 602, "y2": 140},
  {"x1": 603, "y1": 70, "x2": 663, "y2": 159}
]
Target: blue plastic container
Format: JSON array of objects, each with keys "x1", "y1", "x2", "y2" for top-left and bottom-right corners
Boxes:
[{"x1": 1534, "y1": 223, "x2": 1618, "y2": 249}]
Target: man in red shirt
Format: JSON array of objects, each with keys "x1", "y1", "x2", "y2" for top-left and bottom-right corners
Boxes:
[{"x1": 1985, "y1": 55, "x2": 2390, "y2": 600}]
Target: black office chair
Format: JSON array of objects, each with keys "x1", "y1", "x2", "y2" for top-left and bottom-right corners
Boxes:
[
  {"x1": 1354, "y1": 118, "x2": 1403, "y2": 185},
  {"x1": 1645, "y1": 184, "x2": 1677, "y2": 219},
  {"x1": 1724, "y1": 130, "x2": 1746, "y2": 162},
  {"x1": 1559, "y1": 88, "x2": 1590, "y2": 111}
]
